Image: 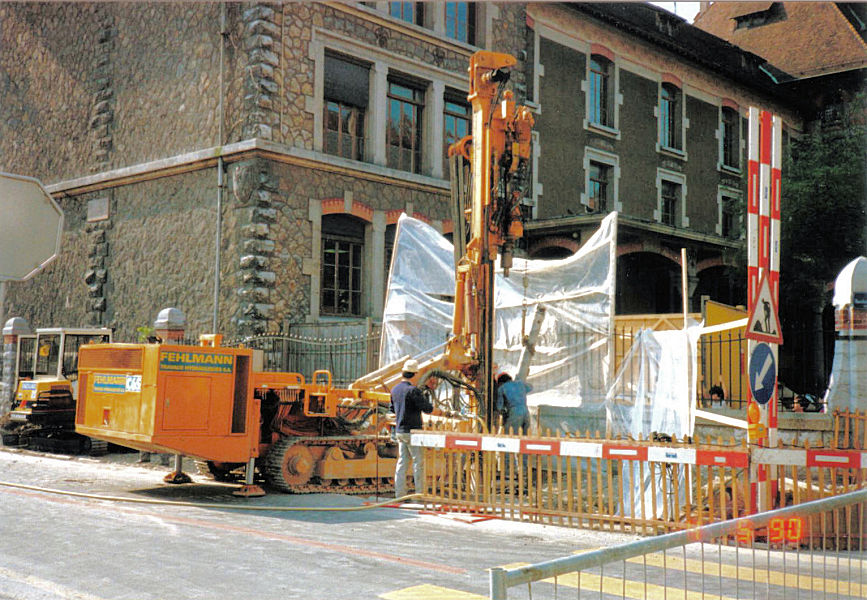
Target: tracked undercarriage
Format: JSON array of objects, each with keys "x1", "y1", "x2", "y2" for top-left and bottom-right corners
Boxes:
[{"x1": 196, "y1": 435, "x2": 398, "y2": 494}]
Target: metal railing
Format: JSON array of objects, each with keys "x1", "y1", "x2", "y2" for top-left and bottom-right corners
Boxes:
[
  {"x1": 489, "y1": 487, "x2": 867, "y2": 599},
  {"x1": 224, "y1": 322, "x2": 381, "y2": 387}
]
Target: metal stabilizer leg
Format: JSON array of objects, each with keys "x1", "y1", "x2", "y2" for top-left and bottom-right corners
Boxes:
[
  {"x1": 234, "y1": 456, "x2": 265, "y2": 497},
  {"x1": 164, "y1": 454, "x2": 193, "y2": 484}
]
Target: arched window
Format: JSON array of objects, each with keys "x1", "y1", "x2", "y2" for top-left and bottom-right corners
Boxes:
[
  {"x1": 660, "y1": 82, "x2": 682, "y2": 150},
  {"x1": 588, "y1": 55, "x2": 613, "y2": 128}
]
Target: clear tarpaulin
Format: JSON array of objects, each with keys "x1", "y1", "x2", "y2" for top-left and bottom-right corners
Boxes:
[
  {"x1": 381, "y1": 212, "x2": 618, "y2": 413},
  {"x1": 606, "y1": 324, "x2": 702, "y2": 440},
  {"x1": 606, "y1": 324, "x2": 702, "y2": 519}
]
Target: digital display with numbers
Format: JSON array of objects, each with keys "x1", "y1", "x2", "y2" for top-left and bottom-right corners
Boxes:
[
  {"x1": 736, "y1": 516, "x2": 806, "y2": 544},
  {"x1": 768, "y1": 517, "x2": 805, "y2": 543}
]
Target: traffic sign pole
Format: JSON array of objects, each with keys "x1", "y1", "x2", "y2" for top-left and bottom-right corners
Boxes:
[{"x1": 746, "y1": 109, "x2": 783, "y2": 513}]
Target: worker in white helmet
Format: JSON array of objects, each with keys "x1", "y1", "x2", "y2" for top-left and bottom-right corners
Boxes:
[{"x1": 390, "y1": 358, "x2": 433, "y2": 501}]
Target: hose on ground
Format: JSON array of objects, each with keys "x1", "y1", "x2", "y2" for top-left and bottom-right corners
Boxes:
[{"x1": 0, "y1": 479, "x2": 423, "y2": 512}]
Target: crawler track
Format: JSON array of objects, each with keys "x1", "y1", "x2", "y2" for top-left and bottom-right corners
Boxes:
[{"x1": 264, "y1": 436, "x2": 395, "y2": 494}]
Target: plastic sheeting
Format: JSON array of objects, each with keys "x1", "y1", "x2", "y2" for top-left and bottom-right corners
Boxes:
[
  {"x1": 380, "y1": 212, "x2": 618, "y2": 413},
  {"x1": 606, "y1": 324, "x2": 702, "y2": 520},
  {"x1": 606, "y1": 324, "x2": 702, "y2": 440}
]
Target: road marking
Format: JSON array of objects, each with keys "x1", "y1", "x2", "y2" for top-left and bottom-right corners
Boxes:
[
  {"x1": 628, "y1": 551, "x2": 865, "y2": 596},
  {"x1": 379, "y1": 584, "x2": 487, "y2": 599},
  {"x1": 498, "y1": 562, "x2": 737, "y2": 600},
  {"x1": 0, "y1": 566, "x2": 109, "y2": 600}
]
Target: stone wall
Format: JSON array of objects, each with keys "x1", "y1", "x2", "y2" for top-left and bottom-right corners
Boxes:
[
  {"x1": 0, "y1": 2, "x2": 528, "y2": 340},
  {"x1": 0, "y1": 3, "x2": 230, "y2": 182}
]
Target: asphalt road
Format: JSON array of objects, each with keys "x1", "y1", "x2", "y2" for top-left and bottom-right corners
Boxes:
[
  {"x1": 1, "y1": 448, "x2": 864, "y2": 600},
  {"x1": 0, "y1": 447, "x2": 635, "y2": 600}
]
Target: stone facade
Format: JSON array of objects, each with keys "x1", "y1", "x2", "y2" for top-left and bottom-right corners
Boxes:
[
  {"x1": 0, "y1": 2, "x2": 806, "y2": 339},
  {"x1": 0, "y1": 2, "x2": 479, "y2": 339}
]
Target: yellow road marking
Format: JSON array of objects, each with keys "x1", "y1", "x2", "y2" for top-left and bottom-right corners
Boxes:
[
  {"x1": 379, "y1": 584, "x2": 488, "y2": 600},
  {"x1": 0, "y1": 566, "x2": 109, "y2": 600},
  {"x1": 628, "y1": 551, "x2": 864, "y2": 596},
  {"x1": 498, "y1": 562, "x2": 737, "y2": 600}
]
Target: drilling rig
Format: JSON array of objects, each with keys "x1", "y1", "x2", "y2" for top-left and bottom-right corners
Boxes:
[
  {"x1": 72, "y1": 51, "x2": 533, "y2": 494},
  {"x1": 353, "y1": 51, "x2": 534, "y2": 427}
]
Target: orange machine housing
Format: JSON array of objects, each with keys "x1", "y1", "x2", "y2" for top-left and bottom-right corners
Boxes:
[{"x1": 75, "y1": 343, "x2": 260, "y2": 463}]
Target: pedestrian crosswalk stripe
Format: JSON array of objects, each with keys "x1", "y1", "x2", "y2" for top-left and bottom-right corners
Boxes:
[
  {"x1": 379, "y1": 584, "x2": 487, "y2": 599},
  {"x1": 498, "y1": 562, "x2": 738, "y2": 600},
  {"x1": 621, "y1": 551, "x2": 865, "y2": 596}
]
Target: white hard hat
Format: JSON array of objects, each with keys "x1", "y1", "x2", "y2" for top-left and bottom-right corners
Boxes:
[{"x1": 402, "y1": 359, "x2": 420, "y2": 373}]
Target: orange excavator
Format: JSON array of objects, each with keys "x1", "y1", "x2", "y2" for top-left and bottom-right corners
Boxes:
[{"x1": 73, "y1": 51, "x2": 534, "y2": 495}]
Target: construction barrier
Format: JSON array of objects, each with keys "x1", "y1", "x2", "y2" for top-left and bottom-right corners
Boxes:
[{"x1": 415, "y1": 422, "x2": 867, "y2": 541}]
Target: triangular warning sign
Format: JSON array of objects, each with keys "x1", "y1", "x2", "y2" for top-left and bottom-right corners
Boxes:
[{"x1": 746, "y1": 272, "x2": 783, "y2": 344}]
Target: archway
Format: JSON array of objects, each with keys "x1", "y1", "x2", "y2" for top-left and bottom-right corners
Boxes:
[{"x1": 616, "y1": 252, "x2": 680, "y2": 314}]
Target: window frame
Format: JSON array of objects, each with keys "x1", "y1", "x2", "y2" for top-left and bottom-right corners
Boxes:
[
  {"x1": 388, "y1": 2, "x2": 424, "y2": 26},
  {"x1": 717, "y1": 187, "x2": 742, "y2": 240},
  {"x1": 588, "y1": 55, "x2": 612, "y2": 129},
  {"x1": 655, "y1": 169, "x2": 688, "y2": 228},
  {"x1": 659, "y1": 82, "x2": 683, "y2": 152},
  {"x1": 587, "y1": 161, "x2": 610, "y2": 213},
  {"x1": 320, "y1": 219, "x2": 366, "y2": 318},
  {"x1": 442, "y1": 89, "x2": 471, "y2": 177},
  {"x1": 386, "y1": 75, "x2": 426, "y2": 174},
  {"x1": 581, "y1": 147, "x2": 621, "y2": 213},
  {"x1": 322, "y1": 52, "x2": 371, "y2": 162},
  {"x1": 660, "y1": 180, "x2": 679, "y2": 227},
  {"x1": 720, "y1": 106, "x2": 741, "y2": 172},
  {"x1": 323, "y1": 100, "x2": 366, "y2": 161},
  {"x1": 445, "y1": 2, "x2": 476, "y2": 45},
  {"x1": 582, "y1": 47, "x2": 620, "y2": 137}
]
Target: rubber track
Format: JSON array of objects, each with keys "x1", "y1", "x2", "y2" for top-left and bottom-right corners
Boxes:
[{"x1": 263, "y1": 437, "x2": 394, "y2": 495}]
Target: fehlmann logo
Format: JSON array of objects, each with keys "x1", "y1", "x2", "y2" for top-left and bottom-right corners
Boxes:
[
  {"x1": 93, "y1": 373, "x2": 127, "y2": 394},
  {"x1": 159, "y1": 351, "x2": 234, "y2": 374}
]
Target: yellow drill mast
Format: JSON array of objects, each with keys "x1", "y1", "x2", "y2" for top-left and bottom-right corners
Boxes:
[{"x1": 445, "y1": 51, "x2": 534, "y2": 424}]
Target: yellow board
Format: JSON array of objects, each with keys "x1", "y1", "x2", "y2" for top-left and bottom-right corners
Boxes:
[{"x1": 703, "y1": 301, "x2": 748, "y2": 406}]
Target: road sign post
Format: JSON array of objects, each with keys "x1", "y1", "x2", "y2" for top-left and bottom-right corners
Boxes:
[{"x1": 746, "y1": 109, "x2": 783, "y2": 513}]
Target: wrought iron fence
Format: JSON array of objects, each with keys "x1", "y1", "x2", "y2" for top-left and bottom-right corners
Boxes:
[{"x1": 224, "y1": 321, "x2": 381, "y2": 387}]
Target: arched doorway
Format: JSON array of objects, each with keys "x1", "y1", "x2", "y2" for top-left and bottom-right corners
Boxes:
[
  {"x1": 616, "y1": 252, "x2": 680, "y2": 314},
  {"x1": 694, "y1": 265, "x2": 744, "y2": 308}
]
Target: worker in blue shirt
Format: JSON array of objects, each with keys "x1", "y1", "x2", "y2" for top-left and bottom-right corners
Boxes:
[
  {"x1": 495, "y1": 372, "x2": 532, "y2": 435},
  {"x1": 390, "y1": 359, "x2": 433, "y2": 500}
]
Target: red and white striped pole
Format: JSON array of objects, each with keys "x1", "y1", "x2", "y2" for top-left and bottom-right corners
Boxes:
[{"x1": 747, "y1": 108, "x2": 783, "y2": 513}]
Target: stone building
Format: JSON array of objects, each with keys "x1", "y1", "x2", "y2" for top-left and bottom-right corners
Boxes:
[
  {"x1": 521, "y1": 3, "x2": 803, "y2": 313},
  {"x1": 0, "y1": 2, "x2": 808, "y2": 340}
]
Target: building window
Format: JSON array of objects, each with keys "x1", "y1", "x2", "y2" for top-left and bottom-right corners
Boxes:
[
  {"x1": 384, "y1": 222, "x2": 397, "y2": 287},
  {"x1": 661, "y1": 180, "x2": 680, "y2": 227},
  {"x1": 587, "y1": 161, "x2": 610, "y2": 213},
  {"x1": 387, "y1": 77, "x2": 425, "y2": 173},
  {"x1": 445, "y1": 2, "x2": 475, "y2": 44},
  {"x1": 443, "y1": 90, "x2": 470, "y2": 176},
  {"x1": 719, "y1": 193, "x2": 740, "y2": 240},
  {"x1": 323, "y1": 53, "x2": 369, "y2": 161},
  {"x1": 389, "y1": 2, "x2": 424, "y2": 26},
  {"x1": 660, "y1": 83, "x2": 682, "y2": 151},
  {"x1": 722, "y1": 107, "x2": 739, "y2": 169},
  {"x1": 321, "y1": 214, "x2": 365, "y2": 316},
  {"x1": 588, "y1": 55, "x2": 613, "y2": 128}
]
